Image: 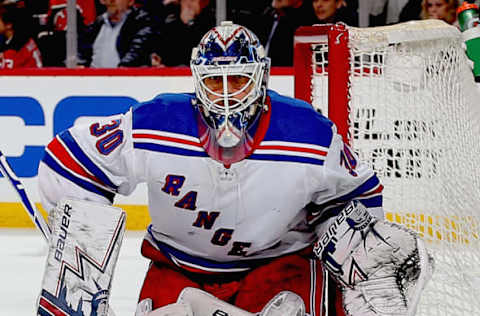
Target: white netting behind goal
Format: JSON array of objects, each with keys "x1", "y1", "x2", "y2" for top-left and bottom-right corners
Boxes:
[{"x1": 295, "y1": 20, "x2": 480, "y2": 315}]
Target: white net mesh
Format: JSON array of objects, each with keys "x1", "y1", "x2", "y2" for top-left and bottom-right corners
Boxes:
[{"x1": 305, "y1": 20, "x2": 480, "y2": 315}]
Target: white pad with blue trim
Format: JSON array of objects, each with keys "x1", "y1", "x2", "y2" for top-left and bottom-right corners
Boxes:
[{"x1": 37, "y1": 199, "x2": 126, "y2": 316}]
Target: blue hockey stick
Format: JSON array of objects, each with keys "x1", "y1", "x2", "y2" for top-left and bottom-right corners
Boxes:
[{"x1": 0, "y1": 150, "x2": 51, "y2": 242}]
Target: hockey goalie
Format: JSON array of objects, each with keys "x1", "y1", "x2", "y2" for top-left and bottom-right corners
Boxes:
[{"x1": 36, "y1": 21, "x2": 433, "y2": 316}]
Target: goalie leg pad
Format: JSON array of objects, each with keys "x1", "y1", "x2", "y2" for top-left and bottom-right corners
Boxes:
[{"x1": 37, "y1": 199, "x2": 126, "y2": 316}]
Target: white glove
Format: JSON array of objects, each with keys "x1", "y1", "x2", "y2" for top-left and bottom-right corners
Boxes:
[
  {"x1": 314, "y1": 201, "x2": 434, "y2": 316},
  {"x1": 260, "y1": 291, "x2": 305, "y2": 316}
]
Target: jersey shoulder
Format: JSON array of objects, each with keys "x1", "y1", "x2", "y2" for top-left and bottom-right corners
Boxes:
[
  {"x1": 266, "y1": 90, "x2": 334, "y2": 148},
  {"x1": 132, "y1": 93, "x2": 198, "y2": 136}
]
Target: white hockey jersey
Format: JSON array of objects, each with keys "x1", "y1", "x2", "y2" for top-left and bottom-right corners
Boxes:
[{"x1": 38, "y1": 90, "x2": 383, "y2": 273}]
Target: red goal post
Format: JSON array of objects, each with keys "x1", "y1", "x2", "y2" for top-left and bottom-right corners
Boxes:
[
  {"x1": 294, "y1": 23, "x2": 350, "y2": 145},
  {"x1": 294, "y1": 20, "x2": 480, "y2": 315}
]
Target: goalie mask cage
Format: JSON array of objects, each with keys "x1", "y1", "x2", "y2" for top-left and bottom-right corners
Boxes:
[{"x1": 294, "y1": 20, "x2": 480, "y2": 315}]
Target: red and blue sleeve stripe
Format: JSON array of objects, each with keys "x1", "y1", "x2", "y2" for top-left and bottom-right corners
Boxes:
[
  {"x1": 248, "y1": 141, "x2": 328, "y2": 165},
  {"x1": 42, "y1": 153, "x2": 115, "y2": 203},
  {"x1": 57, "y1": 130, "x2": 118, "y2": 190},
  {"x1": 307, "y1": 175, "x2": 383, "y2": 225},
  {"x1": 41, "y1": 130, "x2": 117, "y2": 202}
]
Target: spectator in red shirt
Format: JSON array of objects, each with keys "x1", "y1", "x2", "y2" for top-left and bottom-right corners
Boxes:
[
  {"x1": 48, "y1": 0, "x2": 96, "y2": 28},
  {"x1": 35, "y1": 0, "x2": 93, "y2": 66},
  {"x1": 0, "y1": 2, "x2": 42, "y2": 68}
]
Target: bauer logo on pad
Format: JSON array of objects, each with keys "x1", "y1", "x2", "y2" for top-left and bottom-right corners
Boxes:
[{"x1": 37, "y1": 199, "x2": 126, "y2": 316}]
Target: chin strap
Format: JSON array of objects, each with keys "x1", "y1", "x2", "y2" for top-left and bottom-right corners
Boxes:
[{"x1": 195, "y1": 98, "x2": 271, "y2": 165}]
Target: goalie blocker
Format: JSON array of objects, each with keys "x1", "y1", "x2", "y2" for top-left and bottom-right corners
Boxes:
[
  {"x1": 37, "y1": 199, "x2": 126, "y2": 316},
  {"x1": 314, "y1": 200, "x2": 434, "y2": 316}
]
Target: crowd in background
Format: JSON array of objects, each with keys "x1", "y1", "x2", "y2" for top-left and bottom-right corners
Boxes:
[{"x1": 0, "y1": 0, "x2": 472, "y2": 69}]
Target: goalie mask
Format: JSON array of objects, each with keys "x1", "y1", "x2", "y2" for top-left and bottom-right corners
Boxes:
[{"x1": 191, "y1": 21, "x2": 271, "y2": 165}]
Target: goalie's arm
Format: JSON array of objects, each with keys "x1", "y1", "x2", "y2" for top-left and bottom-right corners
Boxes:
[
  {"x1": 307, "y1": 130, "x2": 384, "y2": 234},
  {"x1": 38, "y1": 109, "x2": 144, "y2": 213}
]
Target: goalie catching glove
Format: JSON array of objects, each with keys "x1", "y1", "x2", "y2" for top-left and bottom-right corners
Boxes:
[{"x1": 314, "y1": 200, "x2": 434, "y2": 316}]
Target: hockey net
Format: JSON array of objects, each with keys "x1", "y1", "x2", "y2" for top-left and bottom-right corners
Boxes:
[{"x1": 294, "y1": 20, "x2": 480, "y2": 315}]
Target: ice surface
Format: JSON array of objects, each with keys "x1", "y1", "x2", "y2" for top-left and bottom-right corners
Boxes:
[{"x1": 0, "y1": 229, "x2": 149, "y2": 316}]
